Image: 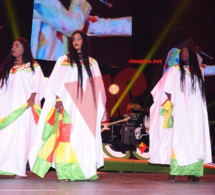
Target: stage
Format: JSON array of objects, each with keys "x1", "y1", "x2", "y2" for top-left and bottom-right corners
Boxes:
[
  {"x1": 101, "y1": 142, "x2": 215, "y2": 174},
  {"x1": 0, "y1": 171, "x2": 215, "y2": 194}
]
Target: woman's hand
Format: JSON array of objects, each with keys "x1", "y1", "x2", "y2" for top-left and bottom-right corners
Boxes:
[
  {"x1": 55, "y1": 97, "x2": 63, "y2": 112},
  {"x1": 27, "y1": 93, "x2": 36, "y2": 108},
  {"x1": 166, "y1": 92, "x2": 171, "y2": 101}
]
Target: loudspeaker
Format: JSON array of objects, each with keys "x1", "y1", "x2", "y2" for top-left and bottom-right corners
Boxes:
[
  {"x1": 110, "y1": 124, "x2": 122, "y2": 143},
  {"x1": 122, "y1": 124, "x2": 138, "y2": 145},
  {"x1": 102, "y1": 124, "x2": 122, "y2": 143}
]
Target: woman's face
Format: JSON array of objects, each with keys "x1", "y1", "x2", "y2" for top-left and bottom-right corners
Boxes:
[
  {"x1": 181, "y1": 47, "x2": 189, "y2": 64},
  {"x1": 11, "y1": 40, "x2": 24, "y2": 59},
  {"x1": 72, "y1": 33, "x2": 83, "y2": 53}
]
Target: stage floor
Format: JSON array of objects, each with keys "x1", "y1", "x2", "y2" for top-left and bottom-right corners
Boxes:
[{"x1": 0, "y1": 171, "x2": 215, "y2": 195}]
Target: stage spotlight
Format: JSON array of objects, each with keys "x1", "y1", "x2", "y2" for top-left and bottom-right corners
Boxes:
[{"x1": 109, "y1": 84, "x2": 119, "y2": 95}]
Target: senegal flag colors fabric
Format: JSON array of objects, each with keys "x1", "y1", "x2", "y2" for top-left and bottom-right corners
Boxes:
[
  {"x1": 0, "y1": 103, "x2": 41, "y2": 130},
  {"x1": 32, "y1": 108, "x2": 96, "y2": 181},
  {"x1": 160, "y1": 99, "x2": 173, "y2": 128}
]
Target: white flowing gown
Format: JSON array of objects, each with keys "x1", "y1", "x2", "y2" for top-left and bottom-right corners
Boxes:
[{"x1": 0, "y1": 63, "x2": 46, "y2": 176}]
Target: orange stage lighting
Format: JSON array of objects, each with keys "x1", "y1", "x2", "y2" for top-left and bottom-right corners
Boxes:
[{"x1": 109, "y1": 84, "x2": 120, "y2": 95}]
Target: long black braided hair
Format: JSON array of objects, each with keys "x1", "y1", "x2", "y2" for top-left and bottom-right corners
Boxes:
[
  {"x1": 67, "y1": 30, "x2": 95, "y2": 101},
  {"x1": 179, "y1": 46, "x2": 205, "y2": 100}
]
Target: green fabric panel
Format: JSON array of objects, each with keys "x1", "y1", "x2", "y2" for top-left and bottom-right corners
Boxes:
[
  {"x1": 88, "y1": 174, "x2": 99, "y2": 180},
  {"x1": 42, "y1": 123, "x2": 55, "y2": 141},
  {"x1": 160, "y1": 108, "x2": 166, "y2": 116},
  {"x1": 55, "y1": 163, "x2": 88, "y2": 181},
  {"x1": 34, "y1": 106, "x2": 42, "y2": 115},
  {"x1": 170, "y1": 159, "x2": 204, "y2": 177},
  {"x1": 0, "y1": 104, "x2": 27, "y2": 130},
  {"x1": 32, "y1": 156, "x2": 51, "y2": 178},
  {"x1": 42, "y1": 112, "x2": 59, "y2": 141},
  {"x1": 62, "y1": 110, "x2": 72, "y2": 124},
  {"x1": 160, "y1": 104, "x2": 173, "y2": 128},
  {"x1": 0, "y1": 170, "x2": 14, "y2": 175}
]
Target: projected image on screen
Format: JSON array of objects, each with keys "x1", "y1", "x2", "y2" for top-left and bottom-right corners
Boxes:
[{"x1": 30, "y1": 0, "x2": 132, "y2": 61}]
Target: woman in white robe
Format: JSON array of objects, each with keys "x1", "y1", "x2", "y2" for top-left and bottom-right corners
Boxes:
[
  {"x1": 29, "y1": 30, "x2": 106, "y2": 181},
  {"x1": 0, "y1": 38, "x2": 46, "y2": 178},
  {"x1": 149, "y1": 46, "x2": 212, "y2": 182}
]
